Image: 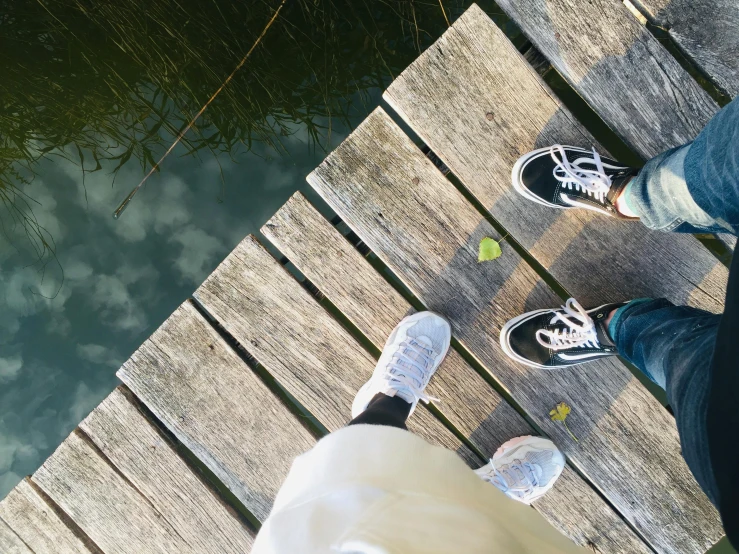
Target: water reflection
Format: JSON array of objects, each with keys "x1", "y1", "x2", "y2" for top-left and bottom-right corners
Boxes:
[{"x1": 0, "y1": 0, "x2": 515, "y2": 498}]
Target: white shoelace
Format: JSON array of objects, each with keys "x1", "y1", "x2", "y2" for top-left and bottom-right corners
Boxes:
[
  {"x1": 384, "y1": 339, "x2": 439, "y2": 405},
  {"x1": 536, "y1": 298, "x2": 599, "y2": 351},
  {"x1": 550, "y1": 144, "x2": 612, "y2": 203},
  {"x1": 488, "y1": 461, "x2": 540, "y2": 496}
]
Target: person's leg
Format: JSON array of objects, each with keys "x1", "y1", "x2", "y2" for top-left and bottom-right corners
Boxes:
[
  {"x1": 501, "y1": 294, "x2": 723, "y2": 505},
  {"x1": 622, "y1": 96, "x2": 739, "y2": 235},
  {"x1": 353, "y1": 312, "x2": 567, "y2": 505},
  {"x1": 507, "y1": 97, "x2": 739, "y2": 493},
  {"x1": 607, "y1": 299, "x2": 721, "y2": 504},
  {"x1": 510, "y1": 97, "x2": 739, "y2": 235},
  {"x1": 347, "y1": 392, "x2": 411, "y2": 430},
  {"x1": 607, "y1": 101, "x2": 739, "y2": 507}
]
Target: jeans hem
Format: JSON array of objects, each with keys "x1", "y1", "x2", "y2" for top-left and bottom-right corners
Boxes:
[{"x1": 623, "y1": 179, "x2": 639, "y2": 217}]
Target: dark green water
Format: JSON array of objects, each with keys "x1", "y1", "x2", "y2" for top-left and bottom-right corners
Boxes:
[
  {"x1": 0, "y1": 0, "x2": 514, "y2": 498},
  {"x1": 0, "y1": 2, "x2": 734, "y2": 552}
]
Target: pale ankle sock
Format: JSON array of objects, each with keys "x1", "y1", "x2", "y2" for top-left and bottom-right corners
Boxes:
[{"x1": 614, "y1": 177, "x2": 640, "y2": 218}]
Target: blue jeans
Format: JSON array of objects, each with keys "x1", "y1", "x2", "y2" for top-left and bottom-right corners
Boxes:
[{"x1": 609, "y1": 97, "x2": 739, "y2": 506}]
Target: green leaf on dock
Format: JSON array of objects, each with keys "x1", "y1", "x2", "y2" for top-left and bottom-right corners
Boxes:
[{"x1": 478, "y1": 237, "x2": 502, "y2": 262}]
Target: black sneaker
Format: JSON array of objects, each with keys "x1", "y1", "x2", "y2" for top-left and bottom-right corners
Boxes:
[
  {"x1": 511, "y1": 145, "x2": 639, "y2": 218},
  {"x1": 500, "y1": 298, "x2": 626, "y2": 369}
]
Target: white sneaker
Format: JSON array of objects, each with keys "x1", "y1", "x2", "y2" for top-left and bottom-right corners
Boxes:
[
  {"x1": 352, "y1": 311, "x2": 451, "y2": 419},
  {"x1": 474, "y1": 435, "x2": 565, "y2": 504}
]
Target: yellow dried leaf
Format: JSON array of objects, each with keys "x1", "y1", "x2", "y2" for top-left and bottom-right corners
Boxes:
[
  {"x1": 549, "y1": 402, "x2": 571, "y2": 422},
  {"x1": 549, "y1": 402, "x2": 578, "y2": 442}
]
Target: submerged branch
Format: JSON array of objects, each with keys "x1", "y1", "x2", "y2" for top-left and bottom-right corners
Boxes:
[{"x1": 113, "y1": 0, "x2": 288, "y2": 218}]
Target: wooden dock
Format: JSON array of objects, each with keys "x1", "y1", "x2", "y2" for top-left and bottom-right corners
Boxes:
[{"x1": 1, "y1": 3, "x2": 734, "y2": 553}]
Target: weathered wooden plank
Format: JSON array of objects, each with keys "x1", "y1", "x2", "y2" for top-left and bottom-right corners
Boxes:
[
  {"x1": 262, "y1": 191, "x2": 652, "y2": 553},
  {"x1": 78, "y1": 387, "x2": 254, "y2": 552},
  {"x1": 193, "y1": 235, "x2": 479, "y2": 468},
  {"x1": 483, "y1": 1, "x2": 718, "y2": 159},
  {"x1": 0, "y1": 518, "x2": 32, "y2": 554},
  {"x1": 33, "y1": 431, "x2": 195, "y2": 554},
  {"x1": 383, "y1": 4, "x2": 728, "y2": 314},
  {"x1": 307, "y1": 107, "x2": 723, "y2": 554},
  {"x1": 632, "y1": 0, "x2": 739, "y2": 98},
  {"x1": 413, "y1": 405, "x2": 477, "y2": 464},
  {"x1": 118, "y1": 301, "x2": 315, "y2": 523},
  {"x1": 0, "y1": 478, "x2": 96, "y2": 554},
  {"x1": 263, "y1": 194, "x2": 530, "y2": 452}
]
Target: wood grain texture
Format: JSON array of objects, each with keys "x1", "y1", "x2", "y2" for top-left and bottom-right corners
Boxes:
[
  {"x1": 0, "y1": 478, "x2": 95, "y2": 554},
  {"x1": 262, "y1": 192, "x2": 652, "y2": 553},
  {"x1": 481, "y1": 1, "x2": 718, "y2": 159},
  {"x1": 383, "y1": 4, "x2": 727, "y2": 314},
  {"x1": 79, "y1": 387, "x2": 254, "y2": 552},
  {"x1": 633, "y1": 0, "x2": 739, "y2": 98},
  {"x1": 263, "y1": 193, "x2": 531, "y2": 450},
  {"x1": 33, "y1": 431, "x2": 195, "y2": 554},
  {"x1": 0, "y1": 519, "x2": 32, "y2": 554},
  {"x1": 194, "y1": 235, "x2": 479, "y2": 468},
  {"x1": 118, "y1": 301, "x2": 314, "y2": 523},
  {"x1": 307, "y1": 107, "x2": 723, "y2": 554}
]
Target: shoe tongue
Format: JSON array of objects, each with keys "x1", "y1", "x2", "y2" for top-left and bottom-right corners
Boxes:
[
  {"x1": 392, "y1": 389, "x2": 415, "y2": 405},
  {"x1": 386, "y1": 337, "x2": 433, "y2": 400},
  {"x1": 546, "y1": 311, "x2": 602, "y2": 351},
  {"x1": 531, "y1": 463, "x2": 543, "y2": 483},
  {"x1": 413, "y1": 335, "x2": 433, "y2": 349},
  {"x1": 507, "y1": 461, "x2": 540, "y2": 487},
  {"x1": 379, "y1": 387, "x2": 407, "y2": 402},
  {"x1": 379, "y1": 383, "x2": 416, "y2": 405},
  {"x1": 550, "y1": 310, "x2": 590, "y2": 331}
]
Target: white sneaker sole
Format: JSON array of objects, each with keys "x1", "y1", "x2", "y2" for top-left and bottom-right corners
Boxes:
[{"x1": 493, "y1": 434, "x2": 537, "y2": 457}]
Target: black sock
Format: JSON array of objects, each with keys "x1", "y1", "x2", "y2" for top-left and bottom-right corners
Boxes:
[{"x1": 347, "y1": 392, "x2": 412, "y2": 430}]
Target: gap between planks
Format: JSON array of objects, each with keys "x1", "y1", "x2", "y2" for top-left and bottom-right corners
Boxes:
[
  {"x1": 625, "y1": 0, "x2": 738, "y2": 99},
  {"x1": 0, "y1": 477, "x2": 100, "y2": 554}
]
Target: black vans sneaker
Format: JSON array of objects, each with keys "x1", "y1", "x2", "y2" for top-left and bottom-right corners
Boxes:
[
  {"x1": 500, "y1": 298, "x2": 626, "y2": 369},
  {"x1": 511, "y1": 145, "x2": 638, "y2": 218}
]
